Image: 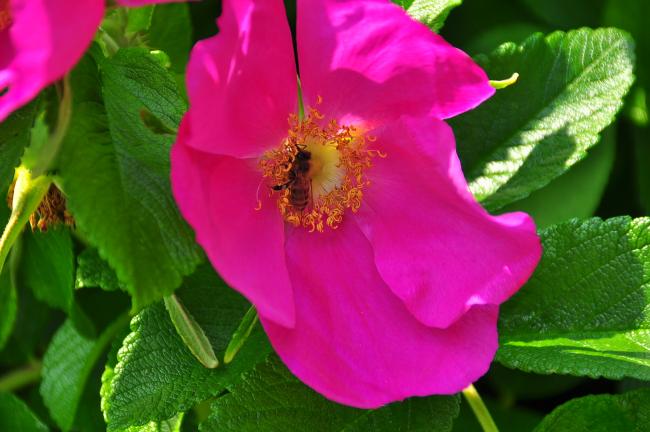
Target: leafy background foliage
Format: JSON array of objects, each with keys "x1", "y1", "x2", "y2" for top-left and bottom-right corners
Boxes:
[{"x1": 0, "y1": 0, "x2": 648, "y2": 431}]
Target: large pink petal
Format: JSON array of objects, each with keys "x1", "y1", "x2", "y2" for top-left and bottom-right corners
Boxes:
[
  {"x1": 355, "y1": 117, "x2": 541, "y2": 329},
  {"x1": 297, "y1": 0, "x2": 494, "y2": 126},
  {"x1": 183, "y1": 0, "x2": 297, "y2": 158},
  {"x1": 263, "y1": 218, "x2": 499, "y2": 408},
  {"x1": 0, "y1": 0, "x2": 104, "y2": 122},
  {"x1": 171, "y1": 119, "x2": 295, "y2": 327}
]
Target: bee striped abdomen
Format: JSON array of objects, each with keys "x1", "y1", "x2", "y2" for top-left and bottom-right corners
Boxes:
[{"x1": 289, "y1": 177, "x2": 311, "y2": 211}]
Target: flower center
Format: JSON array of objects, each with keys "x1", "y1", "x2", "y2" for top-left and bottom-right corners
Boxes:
[
  {"x1": 0, "y1": 0, "x2": 11, "y2": 32},
  {"x1": 259, "y1": 102, "x2": 383, "y2": 232}
]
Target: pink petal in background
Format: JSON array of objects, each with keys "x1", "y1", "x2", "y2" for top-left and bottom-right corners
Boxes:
[{"x1": 0, "y1": 0, "x2": 104, "y2": 122}]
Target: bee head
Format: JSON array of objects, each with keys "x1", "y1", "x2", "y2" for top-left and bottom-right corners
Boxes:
[{"x1": 296, "y1": 150, "x2": 311, "y2": 161}]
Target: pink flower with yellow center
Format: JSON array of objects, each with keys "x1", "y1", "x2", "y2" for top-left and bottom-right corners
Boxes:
[
  {"x1": 0, "y1": 0, "x2": 183, "y2": 122},
  {"x1": 171, "y1": 0, "x2": 542, "y2": 408}
]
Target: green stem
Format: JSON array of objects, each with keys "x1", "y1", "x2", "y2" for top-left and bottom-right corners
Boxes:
[
  {"x1": 224, "y1": 306, "x2": 258, "y2": 364},
  {"x1": 297, "y1": 77, "x2": 305, "y2": 121},
  {"x1": 0, "y1": 74, "x2": 73, "y2": 273},
  {"x1": 489, "y1": 72, "x2": 519, "y2": 90},
  {"x1": 32, "y1": 74, "x2": 72, "y2": 177},
  {"x1": 0, "y1": 360, "x2": 42, "y2": 392},
  {"x1": 0, "y1": 168, "x2": 51, "y2": 274},
  {"x1": 462, "y1": 384, "x2": 499, "y2": 432}
]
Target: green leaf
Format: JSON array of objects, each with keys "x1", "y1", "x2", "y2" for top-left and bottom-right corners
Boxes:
[
  {"x1": 121, "y1": 414, "x2": 184, "y2": 432},
  {"x1": 148, "y1": 4, "x2": 192, "y2": 74},
  {"x1": 0, "y1": 281, "x2": 51, "y2": 367},
  {"x1": 465, "y1": 23, "x2": 545, "y2": 56},
  {"x1": 451, "y1": 28, "x2": 635, "y2": 211},
  {"x1": 0, "y1": 263, "x2": 17, "y2": 350},
  {"x1": 605, "y1": 0, "x2": 650, "y2": 126},
  {"x1": 126, "y1": 6, "x2": 155, "y2": 35},
  {"x1": 500, "y1": 127, "x2": 615, "y2": 229},
  {"x1": 40, "y1": 315, "x2": 129, "y2": 431},
  {"x1": 57, "y1": 48, "x2": 201, "y2": 310},
  {"x1": 0, "y1": 201, "x2": 16, "y2": 350},
  {"x1": 605, "y1": 0, "x2": 650, "y2": 90},
  {"x1": 0, "y1": 102, "x2": 37, "y2": 193},
  {"x1": 497, "y1": 217, "x2": 650, "y2": 381},
  {"x1": 17, "y1": 228, "x2": 74, "y2": 313},
  {"x1": 201, "y1": 356, "x2": 460, "y2": 432},
  {"x1": 533, "y1": 388, "x2": 650, "y2": 431},
  {"x1": 103, "y1": 265, "x2": 271, "y2": 431},
  {"x1": 393, "y1": 0, "x2": 462, "y2": 32},
  {"x1": 0, "y1": 392, "x2": 49, "y2": 432},
  {"x1": 76, "y1": 247, "x2": 126, "y2": 292}
]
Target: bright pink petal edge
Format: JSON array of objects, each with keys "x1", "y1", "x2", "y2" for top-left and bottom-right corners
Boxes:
[
  {"x1": 298, "y1": 0, "x2": 495, "y2": 127},
  {"x1": 183, "y1": 0, "x2": 297, "y2": 158},
  {"x1": 263, "y1": 218, "x2": 500, "y2": 408},
  {"x1": 355, "y1": 116, "x2": 541, "y2": 329}
]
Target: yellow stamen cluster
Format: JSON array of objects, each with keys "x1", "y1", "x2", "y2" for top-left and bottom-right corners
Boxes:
[{"x1": 259, "y1": 104, "x2": 383, "y2": 232}]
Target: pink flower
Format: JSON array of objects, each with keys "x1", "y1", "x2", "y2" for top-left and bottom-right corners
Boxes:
[
  {"x1": 0, "y1": 0, "x2": 184, "y2": 122},
  {"x1": 171, "y1": 0, "x2": 542, "y2": 408}
]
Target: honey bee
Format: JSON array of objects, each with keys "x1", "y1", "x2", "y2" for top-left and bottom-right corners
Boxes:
[{"x1": 272, "y1": 146, "x2": 312, "y2": 211}]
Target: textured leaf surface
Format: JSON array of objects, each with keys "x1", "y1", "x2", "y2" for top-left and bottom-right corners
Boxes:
[
  {"x1": 57, "y1": 49, "x2": 201, "y2": 310},
  {"x1": 120, "y1": 414, "x2": 184, "y2": 432},
  {"x1": 534, "y1": 389, "x2": 650, "y2": 431},
  {"x1": 18, "y1": 228, "x2": 74, "y2": 313},
  {"x1": 0, "y1": 102, "x2": 37, "y2": 193},
  {"x1": 201, "y1": 356, "x2": 459, "y2": 432},
  {"x1": 394, "y1": 0, "x2": 462, "y2": 32},
  {"x1": 0, "y1": 392, "x2": 49, "y2": 432},
  {"x1": 40, "y1": 317, "x2": 128, "y2": 431},
  {"x1": 103, "y1": 265, "x2": 271, "y2": 431},
  {"x1": 451, "y1": 28, "x2": 635, "y2": 211},
  {"x1": 605, "y1": 0, "x2": 650, "y2": 124},
  {"x1": 76, "y1": 248, "x2": 125, "y2": 291},
  {"x1": 501, "y1": 128, "x2": 615, "y2": 229},
  {"x1": 498, "y1": 217, "x2": 650, "y2": 380},
  {"x1": 605, "y1": 0, "x2": 649, "y2": 85}
]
